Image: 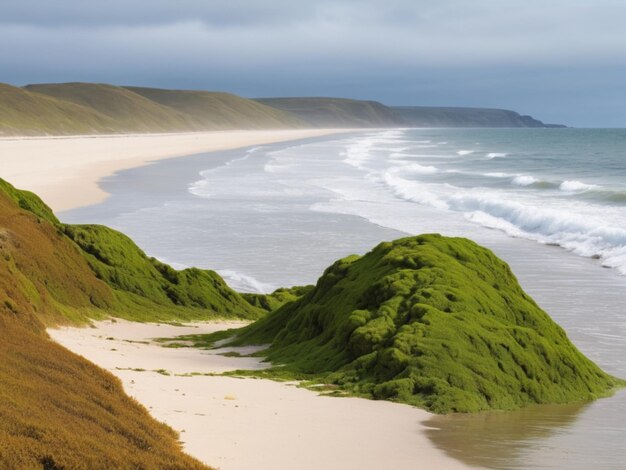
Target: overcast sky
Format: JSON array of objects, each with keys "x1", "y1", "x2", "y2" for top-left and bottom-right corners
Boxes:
[{"x1": 2, "y1": 0, "x2": 625, "y2": 126}]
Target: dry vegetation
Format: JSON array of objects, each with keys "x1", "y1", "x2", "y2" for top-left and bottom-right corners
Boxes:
[
  {"x1": 0, "y1": 181, "x2": 255, "y2": 468},
  {"x1": 0, "y1": 316, "x2": 209, "y2": 469}
]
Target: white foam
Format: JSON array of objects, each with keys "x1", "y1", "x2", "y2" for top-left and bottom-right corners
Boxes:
[
  {"x1": 189, "y1": 147, "x2": 264, "y2": 197},
  {"x1": 512, "y1": 175, "x2": 538, "y2": 186},
  {"x1": 392, "y1": 163, "x2": 439, "y2": 175},
  {"x1": 485, "y1": 172, "x2": 514, "y2": 178},
  {"x1": 486, "y1": 152, "x2": 508, "y2": 159},
  {"x1": 189, "y1": 128, "x2": 626, "y2": 277},
  {"x1": 217, "y1": 269, "x2": 276, "y2": 294},
  {"x1": 378, "y1": 172, "x2": 626, "y2": 274},
  {"x1": 560, "y1": 180, "x2": 597, "y2": 192}
]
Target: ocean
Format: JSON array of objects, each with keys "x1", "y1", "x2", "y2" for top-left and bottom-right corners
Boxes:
[{"x1": 63, "y1": 128, "x2": 626, "y2": 469}]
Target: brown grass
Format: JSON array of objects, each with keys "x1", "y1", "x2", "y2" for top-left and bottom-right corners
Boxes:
[{"x1": 0, "y1": 316, "x2": 209, "y2": 469}]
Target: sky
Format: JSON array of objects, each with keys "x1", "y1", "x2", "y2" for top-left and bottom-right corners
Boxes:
[{"x1": 2, "y1": 0, "x2": 625, "y2": 127}]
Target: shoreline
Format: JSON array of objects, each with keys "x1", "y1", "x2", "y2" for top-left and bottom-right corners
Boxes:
[
  {"x1": 0, "y1": 129, "x2": 352, "y2": 212},
  {"x1": 48, "y1": 320, "x2": 474, "y2": 470},
  {"x1": 58, "y1": 129, "x2": 626, "y2": 470}
]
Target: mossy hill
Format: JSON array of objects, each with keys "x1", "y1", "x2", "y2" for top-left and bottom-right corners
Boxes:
[
  {"x1": 0, "y1": 178, "x2": 261, "y2": 325},
  {"x1": 213, "y1": 235, "x2": 621, "y2": 413},
  {"x1": 0, "y1": 180, "x2": 217, "y2": 466}
]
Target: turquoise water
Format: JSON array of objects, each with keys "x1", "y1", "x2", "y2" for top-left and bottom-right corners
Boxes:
[{"x1": 64, "y1": 128, "x2": 626, "y2": 469}]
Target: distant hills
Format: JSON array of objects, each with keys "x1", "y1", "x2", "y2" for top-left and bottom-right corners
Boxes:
[
  {"x1": 392, "y1": 106, "x2": 565, "y2": 128},
  {"x1": 255, "y1": 97, "x2": 405, "y2": 128},
  {"x1": 0, "y1": 82, "x2": 564, "y2": 136},
  {"x1": 0, "y1": 82, "x2": 303, "y2": 135},
  {"x1": 257, "y1": 98, "x2": 564, "y2": 128}
]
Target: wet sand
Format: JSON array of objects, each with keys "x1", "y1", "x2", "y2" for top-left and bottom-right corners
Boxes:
[{"x1": 0, "y1": 129, "x2": 350, "y2": 211}]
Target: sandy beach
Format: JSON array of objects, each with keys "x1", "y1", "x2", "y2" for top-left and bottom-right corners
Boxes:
[
  {"x1": 0, "y1": 129, "x2": 348, "y2": 212},
  {"x1": 49, "y1": 320, "x2": 474, "y2": 470}
]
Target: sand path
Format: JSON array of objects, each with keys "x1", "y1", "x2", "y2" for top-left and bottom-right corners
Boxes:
[{"x1": 49, "y1": 320, "x2": 475, "y2": 470}]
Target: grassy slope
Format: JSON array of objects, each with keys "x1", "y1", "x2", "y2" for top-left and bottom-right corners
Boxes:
[
  {"x1": 1, "y1": 82, "x2": 303, "y2": 135},
  {"x1": 212, "y1": 235, "x2": 622, "y2": 413},
  {"x1": 126, "y1": 86, "x2": 305, "y2": 129},
  {"x1": 0, "y1": 83, "x2": 117, "y2": 136},
  {"x1": 1, "y1": 81, "x2": 562, "y2": 135},
  {"x1": 26, "y1": 83, "x2": 193, "y2": 133},
  {"x1": 256, "y1": 97, "x2": 405, "y2": 128},
  {"x1": 0, "y1": 185, "x2": 211, "y2": 468}
]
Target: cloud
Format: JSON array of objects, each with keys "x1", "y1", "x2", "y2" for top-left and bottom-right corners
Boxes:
[
  {"x1": 1, "y1": 1, "x2": 625, "y2": 125},
  {"x1": 2, "y1": 1, "x2": 625, "y2": 67}
]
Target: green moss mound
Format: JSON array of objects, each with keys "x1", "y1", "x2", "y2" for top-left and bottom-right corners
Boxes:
[
  {"x1": 0, "y1": 178, "x2": 260, "y2": 324},
  {"x1": 64, "y1": 224, "x2": 261, "y2": 321},
  {"x1": 225, "y1": 235, "x2": 622, "y2": 413}
]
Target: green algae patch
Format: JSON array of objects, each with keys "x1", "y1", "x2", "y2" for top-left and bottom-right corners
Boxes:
[{"x1": 216, "y1": 235, "x2": 623, "y2": 413}]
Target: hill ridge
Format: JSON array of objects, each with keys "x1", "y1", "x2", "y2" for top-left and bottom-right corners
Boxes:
[{"x1": 0, "y1": 81, "x2": 564, "y2": 135}]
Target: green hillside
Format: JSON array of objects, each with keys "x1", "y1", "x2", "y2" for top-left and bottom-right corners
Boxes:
[
  {"x1": 126, "y1": 86, "x2": 305, "y2": 129},
  {"x1": 0, "y1": 83, "x2": 117, "y2": 135},
  {"x1": 26, "y1": 83, "x2": 193, "y2": 133},
  {"x1": 203, "y1": 235, "x2": 621, "y2": 413},
  {"x1": 255, "y1": 97, "x2": 405, "y2": 127},
  {"x1": 0, "y1": 82, "x2": 303, "y2": 135}
]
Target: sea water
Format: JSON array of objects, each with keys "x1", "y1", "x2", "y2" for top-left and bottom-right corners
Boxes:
[{"x1": 63, "y1": 128, "x2": 626, "y2": 469}]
